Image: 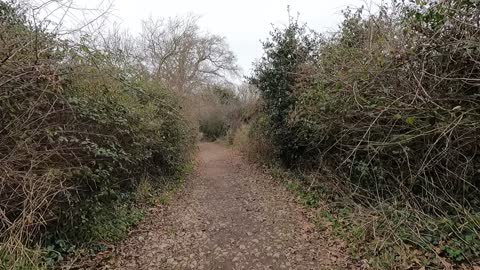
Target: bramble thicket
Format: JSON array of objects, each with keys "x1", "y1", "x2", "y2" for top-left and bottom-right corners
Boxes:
[{"x1": 238, "y1": 0, "x2": 480, "y2": 267}]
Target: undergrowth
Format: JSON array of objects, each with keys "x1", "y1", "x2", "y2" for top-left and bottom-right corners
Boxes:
[
  {"x1": 48, "y1": 162, "x2": 194, "y2": 268},
  {"x1": 0, "y1": 2, "x2": 196, "y2": 269},
  {"x1": 239, "y1": 0, "x2": 480, "y2": 268},
  {"x1": 263, "y1": 165, "x2": 480, "y2": 269}
]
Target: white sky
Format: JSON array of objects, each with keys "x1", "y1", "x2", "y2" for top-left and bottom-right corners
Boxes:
[{"x1": 77, "y1": 0, "x2": 377, "y2": 75}]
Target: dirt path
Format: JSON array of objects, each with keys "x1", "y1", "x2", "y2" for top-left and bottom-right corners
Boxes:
[{"x1": 107, "y1": 143, "x2": 351, "y2": 269}]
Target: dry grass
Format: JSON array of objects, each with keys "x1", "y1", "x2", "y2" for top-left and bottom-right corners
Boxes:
[{"x1": 232, "y1": 123, "x2": 275, "y2": 163}]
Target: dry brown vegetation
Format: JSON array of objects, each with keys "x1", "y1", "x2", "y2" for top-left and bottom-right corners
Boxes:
[
  {"x1": 237, "y1": 0, "x2": 480, "y2": 268},
  {"x1": 0, "y1": 1, "x2": 237, "y2": 268},
  {"x1": 3, "y1": 0, "x2": 480, "y2": 269}
]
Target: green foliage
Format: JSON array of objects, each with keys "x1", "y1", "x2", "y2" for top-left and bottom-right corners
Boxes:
[
  {"x1": 0, "y1": 2, "x2": 195, "y2": 268},
  {"x1": 0, "y1": 1, "x2": 26, "y2": 26},
  {"x1": 249, "y1": 18, "x2": 320, "y2": 164},
  {"x1": 248, "y1": 0, "x2": 480, "y2": 267},
  {"x1": 199, "y1": 114, "x2": 228, "y2": 141},
  {"x1": 267, "y1": 164, "x2": 480, "y2": 268},
  {"x1": 0, "y1": 251, "x2": 46, "y2": 270},
  {"x1": 88, "y1": 203, "x2": 144, "y2": 242},
  {"x1": 250, "y1": 0, "x2": 480, "y2": 209}
]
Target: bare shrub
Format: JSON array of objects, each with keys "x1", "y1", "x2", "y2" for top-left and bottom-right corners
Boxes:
[{"x1": 232, "y1": 123, "x2": 274, "y2": 163}]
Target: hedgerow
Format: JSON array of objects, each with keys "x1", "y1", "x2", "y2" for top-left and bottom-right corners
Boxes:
[
  {"x1": 0, "y1": 1, "x2": 194, "y2": 268},
  {"x1": 247, "y1": 0, "x2": 480, "y2": 267}
]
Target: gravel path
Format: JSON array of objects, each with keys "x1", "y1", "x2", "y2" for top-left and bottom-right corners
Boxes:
[{"x1": 107, "y1": 143, "x2": 351, "y2": 269}]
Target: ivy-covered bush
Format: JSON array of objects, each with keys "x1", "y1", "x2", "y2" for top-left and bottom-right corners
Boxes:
[
  {"x1": 249, "y1": 19, "x2": 320, "y2": 164},
  {"x1": 0, "y1": 1, "x2": 194, "y2": 267}
]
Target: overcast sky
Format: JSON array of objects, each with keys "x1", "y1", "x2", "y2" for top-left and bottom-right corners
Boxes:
[{"x1": 84, "y1": 0, "x2": 377, "y2": 75}]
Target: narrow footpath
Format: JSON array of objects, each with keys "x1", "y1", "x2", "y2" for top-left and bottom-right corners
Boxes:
[{"x1": 106, "y1": 143, "x2": 351, "y2": 269}]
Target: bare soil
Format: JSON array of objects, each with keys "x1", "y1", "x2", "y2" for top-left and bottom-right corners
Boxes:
[{"x1": 105, "y1": 143, "x2": 352, "y2": 269}]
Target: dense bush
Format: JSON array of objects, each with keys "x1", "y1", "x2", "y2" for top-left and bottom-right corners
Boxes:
[
  {"x1": 0, "y1": 2, "x2": 194, "y2": 267},
  {"x1": 199, "y1": 114, "x2": 228, "y2": 141},
  {"x1": 252, "y1": 0, "x2": 480, "y2": 212},
  {"x1": 248, "y1": 0, "x2": 480, "y2": 266},
  {"x1": 249, "y1": 19, "x2": 320, "y2": 163},
  {"x1": 197, "y1": 85, "x2": 244, "y2": 141}
]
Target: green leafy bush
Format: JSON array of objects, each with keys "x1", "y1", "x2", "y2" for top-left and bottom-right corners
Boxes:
[
  {"x1": 248, "y1": 0, "x2": 480, "y2": 267},
  {"x1": 0, "y1": 2, "x2": 195, "y2": 267},
  {"x1": 249, "y1": 19, "x2": 321, "y2": 164},
  {"x1": 251, "y1": 0, "x2": 480, "y2": 213}
]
